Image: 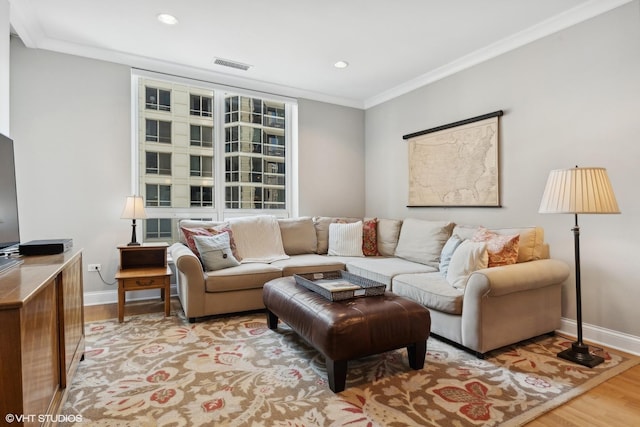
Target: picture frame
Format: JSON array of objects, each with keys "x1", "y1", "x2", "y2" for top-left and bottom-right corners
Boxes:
[{"x1": 403, "y1": 111, "x2": 503, "y2": 207}]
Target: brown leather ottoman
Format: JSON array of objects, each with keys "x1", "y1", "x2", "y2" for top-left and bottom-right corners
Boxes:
[{"x1": 262, "y1": 276, "x2": 431, "y2": 392}]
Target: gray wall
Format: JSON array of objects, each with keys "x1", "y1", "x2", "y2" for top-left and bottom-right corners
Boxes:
[
  {"x1": 1, "y1": 0, "x2": 9, "y2": 134},
  {"x1": 298, "y1": 99, "x2": 365, "y2": 217},
  {"x1": 9, "y1": 38, "x2": 365, "y2": 299},
  {"x1": 365, "y1": 2, "x2": 640, "y2": 338}
]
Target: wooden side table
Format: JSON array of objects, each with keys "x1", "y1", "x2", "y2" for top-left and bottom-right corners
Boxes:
[{"x1": 116, "y1": 243, "x2": 171, "y2": 323}]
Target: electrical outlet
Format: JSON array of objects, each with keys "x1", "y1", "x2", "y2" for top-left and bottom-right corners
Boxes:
[{"x1": 88, "y1": 264, "x2": 102, "y2": 272}]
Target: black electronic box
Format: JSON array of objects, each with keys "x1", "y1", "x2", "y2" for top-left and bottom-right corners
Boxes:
[{"x1": 19, "y1": 239, "x2": 73, "y2": 256}]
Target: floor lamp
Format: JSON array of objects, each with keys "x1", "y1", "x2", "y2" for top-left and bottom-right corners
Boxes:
[{"x1": 539, "y1": 167, "x2": 620, "y2": 368}]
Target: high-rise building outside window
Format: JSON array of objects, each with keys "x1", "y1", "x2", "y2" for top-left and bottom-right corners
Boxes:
[{"x1": 133, "y1": 71, "x2": 296, "y2": 244}]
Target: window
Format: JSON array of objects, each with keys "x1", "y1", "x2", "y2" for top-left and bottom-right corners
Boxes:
[
  {"x1": 190, "y1": 94, "x2": 212, "y2": 117},
  {"x1": 190, "y1": 125, "x2": 213, "y2": 147},
  {"x1": 145, "y1": 87, "x2": 170, "y2": 111},
  {"x1": 134, "y1": 72, "x2": 296, "y2": 244},
  {"x1": 190, "y1": 155, "x2": 213, "y2": 177},
  {"x1": 145, "y1": 120, "x2": 171, "y2": 143},
  {"x1": 190, "y1": 186, "x2": 213, "y2": 207},
  {"x1": 146, "y1": 152, "x2": 171, "y2": 175},
  {"x1": 146, "y1": 184, "x2": 171, "y2": 207},
  {"x1": 145, "y1": 218, "x2": 173, "y2": 238}
]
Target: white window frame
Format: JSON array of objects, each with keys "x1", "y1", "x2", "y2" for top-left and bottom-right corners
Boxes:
[{"x1": 130, "y1": 69, "x2": 298, "y2": 228}]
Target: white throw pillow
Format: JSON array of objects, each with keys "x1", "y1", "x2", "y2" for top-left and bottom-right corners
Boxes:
[
  {"x1": 446, "y1": 240, "x2": 488, "y2": 290},
  {"x1": 193, "y1": 233, "x2": 241, "y2": 271},
  {"x1": 439, "y1": 234, "x2": 464, "y2": 277},
  {"x1": 328, "y1": 221, "x2": 364, "y2": 257}
]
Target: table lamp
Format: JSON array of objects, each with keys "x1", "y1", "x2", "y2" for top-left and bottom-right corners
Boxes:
[
  {"x1": 121, "y1": 196, "x2": 148, "y2": 246},
  {"x1": 539, "y1": 166, "x2": 620, "y2": 367}
]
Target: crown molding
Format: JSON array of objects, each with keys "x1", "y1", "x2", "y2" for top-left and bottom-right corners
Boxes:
[{"x1": 9, "y1": 0, "x2": 632, "y2": 110}]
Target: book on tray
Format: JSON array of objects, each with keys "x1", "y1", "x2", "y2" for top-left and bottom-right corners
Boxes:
[{"x1": 315, "y1": 280, "x2": 361, "y2": 293}]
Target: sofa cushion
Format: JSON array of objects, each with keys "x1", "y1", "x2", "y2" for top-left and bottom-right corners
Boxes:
[
  {"x1": 229, "y1": 215, "x2": 289, "y2": 263},
  {"x1": 471, "y1": 227, "x2": 519, "y2": 267},
  {"x1": 376, "y1": 218, "x2": 402, "y2": 256},
  {"x1": 278, "y1": 217, "x2": 318, "y2": 255},
  {"x1": 204, "y1": 263, "x2": 282, "y2": 293},
  {"x1": 193, "y1": 233, "x2": 240, "y2": 271},
  {"x1": 346, "y1": 257, "x2": 436, "y2": 288},
  {"x1": 394, "y1": 218, "x2": 454, "y2": 267},
  {"x1": 392, "y1": 272, "x2": 464, "y2": 315},
  {"x1": 328, "y1": 221, "x2": 364, "y2": 257},
  {"x1": 446, "y1": 240, "x2": 488, "y2": 290},
  {"x1": 270, "y1": 254, "x2": 346, "y2": 276}
]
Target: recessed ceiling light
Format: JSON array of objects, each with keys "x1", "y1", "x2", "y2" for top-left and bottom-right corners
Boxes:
[
  {"x1": 157, "y1": 13, "x2": 179, "y2": 25},
  {"x1": 334, "y1": 60, "x2": 349, "y2": 69}
]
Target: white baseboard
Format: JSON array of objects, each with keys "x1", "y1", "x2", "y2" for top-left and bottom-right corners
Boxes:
[
  {"x1": 558, "y1": 317, "x2": 640, "y2": 356},
  {"x1": 84, "y1": 286, "x2": 178, "y2": 306}
]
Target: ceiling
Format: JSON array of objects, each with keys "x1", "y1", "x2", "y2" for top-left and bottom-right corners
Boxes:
[{"x1": 8, "y1": 0, "x2": 630, "y2": 108}]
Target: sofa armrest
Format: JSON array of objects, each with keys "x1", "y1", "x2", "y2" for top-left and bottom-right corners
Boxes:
[
  {"x1": 170, "y1": 243, "x2": 205, "y2": 282},
  {"x1": 465, "y1": 259, "x2": 570, "y2": 299},
  {"x1": 461, "y1": 258, "x2": 569, "y2": 354},
  {"x1": 170, "y1": 243, "x2": 206, "y2": 317}
]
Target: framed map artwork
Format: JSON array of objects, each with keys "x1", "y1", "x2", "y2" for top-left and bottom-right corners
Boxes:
[{"x1": 403, "y1": 111, "x2": 503, "y2": 207}]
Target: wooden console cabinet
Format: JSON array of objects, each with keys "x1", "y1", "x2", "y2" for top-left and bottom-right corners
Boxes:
[{"x1": 0, "y1": 249, "x2": 84, "y2": 427}]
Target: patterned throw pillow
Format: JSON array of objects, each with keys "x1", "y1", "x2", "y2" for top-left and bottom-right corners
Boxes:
[
  {"x1": 180, "y1": 226, "x2": 241, "y2": 261},
  {"x1": 471, "y1": 227, "x2": 519, "y2": 267},
  {"x1": 362, "y1": 218, "x2": 380, "y2": 256}
]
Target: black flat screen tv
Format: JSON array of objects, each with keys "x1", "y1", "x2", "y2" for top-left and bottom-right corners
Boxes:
[{"x1": 0, "y1": 133, "x2": 21, "y2": 251}]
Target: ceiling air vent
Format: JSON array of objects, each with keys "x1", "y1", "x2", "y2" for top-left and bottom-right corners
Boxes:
[{"x1": 213, "y1": 58, "x2": 252, "y2": 71}]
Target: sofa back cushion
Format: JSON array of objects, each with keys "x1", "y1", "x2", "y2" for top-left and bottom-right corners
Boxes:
[
  {"x1": 376, "y1": 218, "x2": 403, "y2": 256},
  {"x1": 394, "y1": 218, "x2": 454, "y2": 267},
  {"x1": 278, "y1": 217, "x2": 318, "y2": 255},
  {"x1": 453, "y1": 225, "x2": 546, "y2": 263}
]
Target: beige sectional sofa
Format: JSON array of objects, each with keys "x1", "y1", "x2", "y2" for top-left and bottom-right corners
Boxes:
[{"x1": 170, "y1": 215, "x2": 569, "y2": 356}]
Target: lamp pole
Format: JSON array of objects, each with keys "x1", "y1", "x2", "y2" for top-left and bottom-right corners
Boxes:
[{"x1": 557, "y1": 214, "x2": 604, "y2": 367}]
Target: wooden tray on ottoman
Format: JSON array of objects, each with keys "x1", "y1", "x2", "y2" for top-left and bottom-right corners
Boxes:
[{"x1": 294, "y1": 270, "x2": 385, "y2": 301}]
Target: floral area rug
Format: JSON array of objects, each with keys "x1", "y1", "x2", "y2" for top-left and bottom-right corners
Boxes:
[{"x1": 61, "y1": 311, "x2": 638, "y2": 426}]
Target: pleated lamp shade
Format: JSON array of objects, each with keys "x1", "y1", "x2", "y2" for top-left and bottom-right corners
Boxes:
[
  {"x1": 121, "y1": 196, "x2": 148, "y2": 219},
  {"x1": 539, "y1": 167, "x2": 620, "y2": 214}
]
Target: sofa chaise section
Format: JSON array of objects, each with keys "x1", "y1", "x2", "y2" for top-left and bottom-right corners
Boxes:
[{"x1": 391, "y1": 258, "x2": 568, "y2": 356}]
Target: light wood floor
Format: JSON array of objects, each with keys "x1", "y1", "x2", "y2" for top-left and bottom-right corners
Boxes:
[{"x1": 85, "y1": 299, "x2": 640, "y2": 426}]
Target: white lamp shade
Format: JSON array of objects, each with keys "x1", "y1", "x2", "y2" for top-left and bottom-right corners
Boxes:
[
  {"x1": 539, "y1": 167, "x2": 620, "y2": 214},
  {"x1": 121, "y1": 196, "x2": 148, "y2": 219}
]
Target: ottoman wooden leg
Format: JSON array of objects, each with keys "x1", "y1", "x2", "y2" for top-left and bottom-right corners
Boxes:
[
  {"x1": 407, "y1": 340, "x2": 427, "y2": 370},
  {"x1": 326, "y1": 358, "x2": 348, "y2": 393},
  {"x1": 266, "y1": 310, "x2": 279, "y2": 330}
]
